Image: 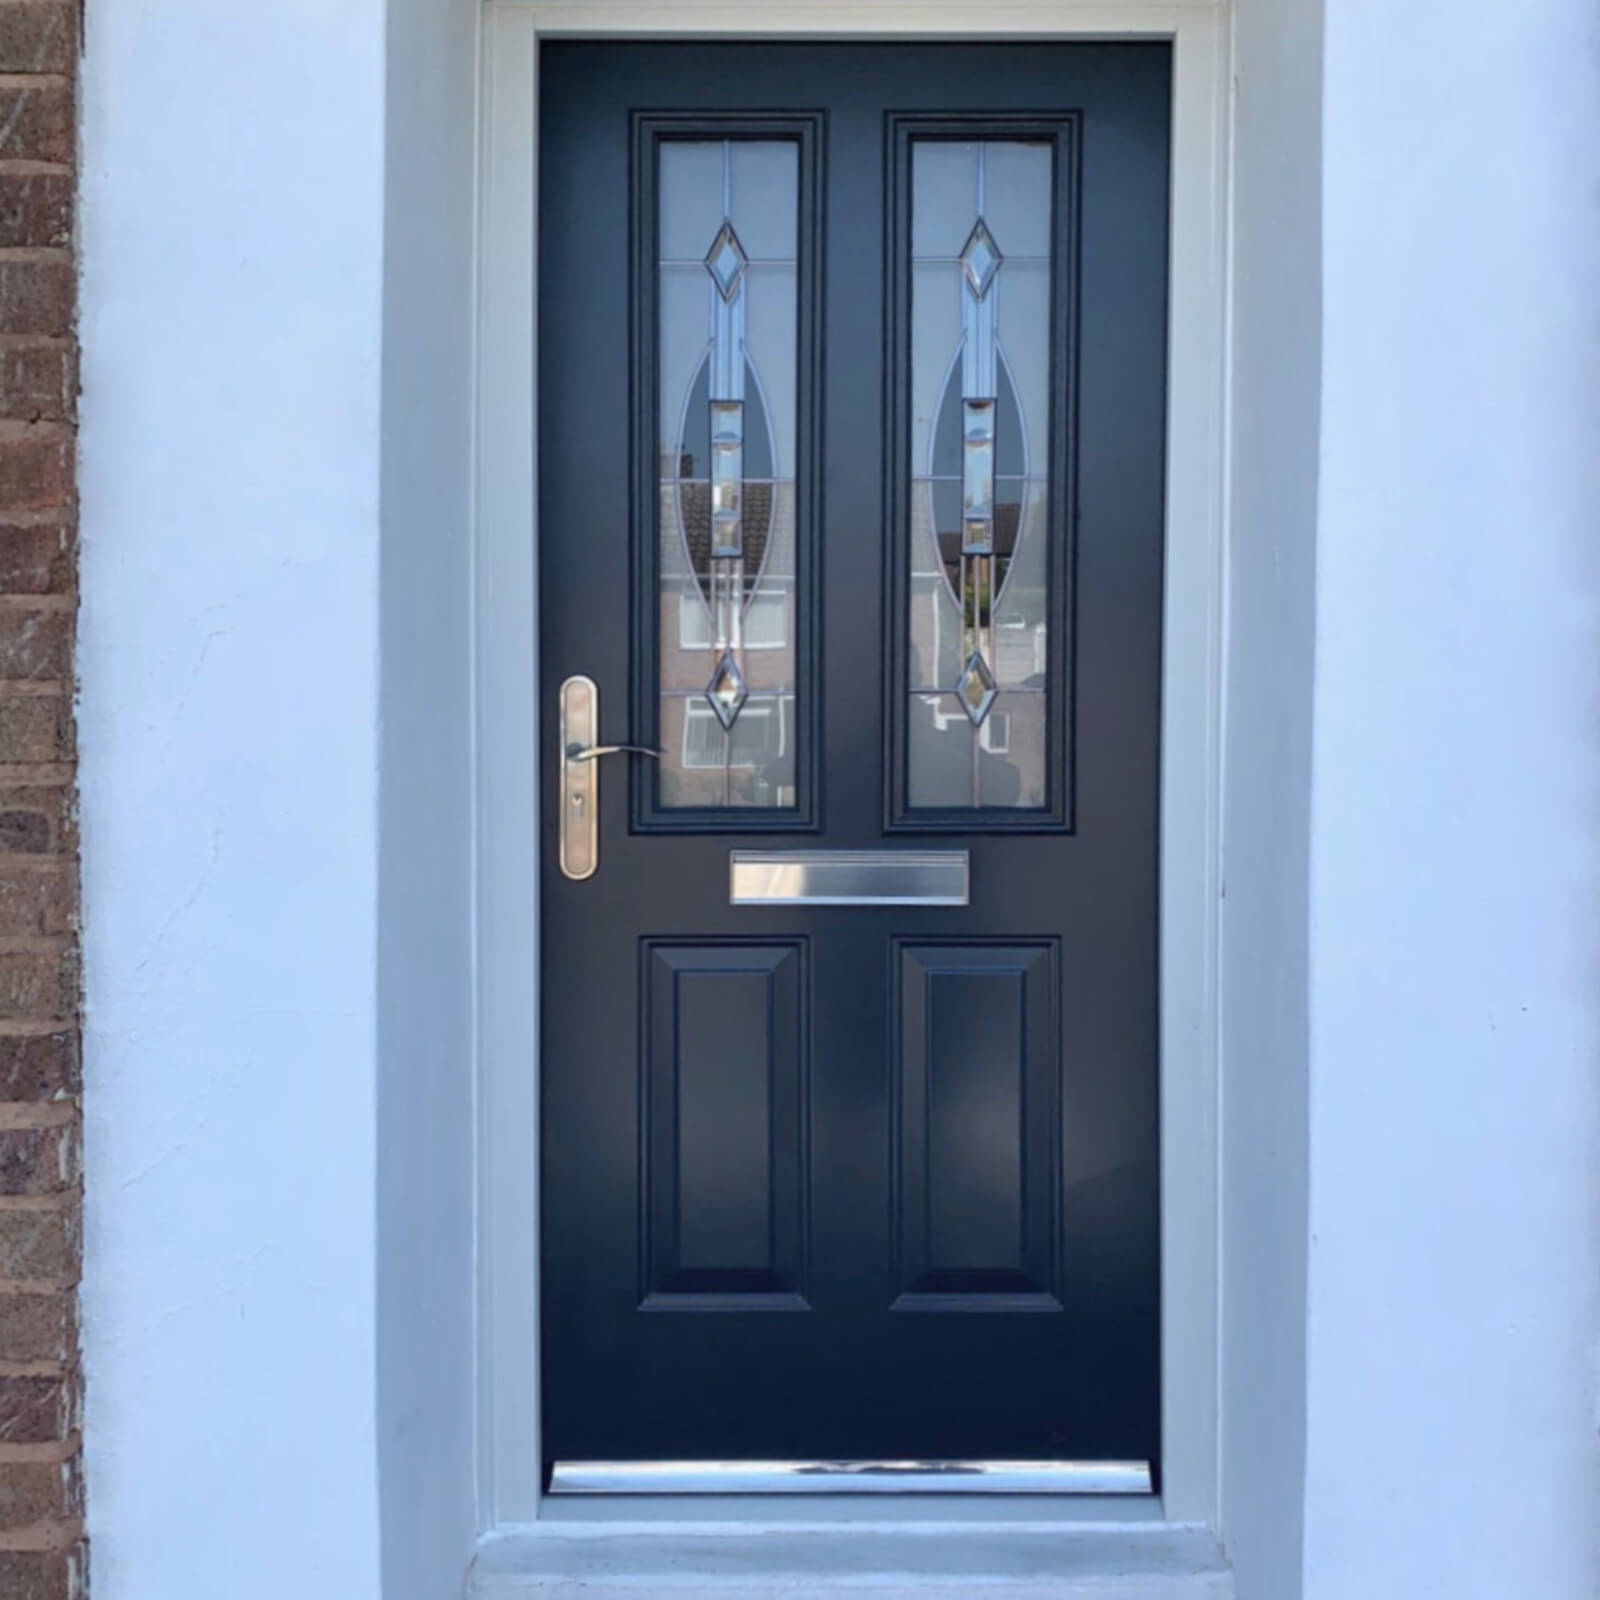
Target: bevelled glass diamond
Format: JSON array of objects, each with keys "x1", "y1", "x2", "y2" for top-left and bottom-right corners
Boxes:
[
  {"x1": 954, "y1": 650, "x2": 998, "y2": 726},
  {"x1": 705, "y1": 651, "x2": 749, "y2": 730},
  {"x1": 959, "y1": 218, "x2": 1003, "y2": 299},
  {"x1": 704, "y1": 220, "x2": 749, "y2": 302}
]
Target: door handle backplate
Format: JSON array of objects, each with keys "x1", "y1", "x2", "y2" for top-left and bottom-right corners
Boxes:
[
  {"x1": 558, "y1": 677, "x2": 662, "y2": 879},
  {"x1": 558, "y1": 675, "x2": 601, "y2": 880}
]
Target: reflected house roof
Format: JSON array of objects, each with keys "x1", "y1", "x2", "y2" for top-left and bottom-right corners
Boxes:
[{"x1": 662, "y1": 459, "x2": 793, "y2": 593}]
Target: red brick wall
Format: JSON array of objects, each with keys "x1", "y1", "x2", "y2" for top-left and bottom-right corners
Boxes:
[{"x1": 0, "y1": 2, "x2": 82, "y2": 1595}]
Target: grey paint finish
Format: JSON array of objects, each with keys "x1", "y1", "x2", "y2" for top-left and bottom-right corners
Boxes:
[
  {"x1": 1217, "y1": 0, "x2": 1319, "y2": 1596},
  {"x1": 473, "y1": 1525, "x2": 1233, "y2": 1596}
]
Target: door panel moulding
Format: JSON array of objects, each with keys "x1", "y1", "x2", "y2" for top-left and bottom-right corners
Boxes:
[{"x1": 473, "y1": 0, "x2": 1228, "y2": 1565}]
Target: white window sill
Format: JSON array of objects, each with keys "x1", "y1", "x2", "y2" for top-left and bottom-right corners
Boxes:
[{"x1": 471, "y1": 1524, "x2": 1233, "y2": 1597}]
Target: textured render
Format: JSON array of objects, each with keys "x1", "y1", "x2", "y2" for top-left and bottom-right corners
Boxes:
[
  {"x1": 0, "y1": 3, "x2": 82, "y2": 1596},
  {"x1": 77, "y1": 0, "x2": 387, "y2": 1593},
  {"x1": 1304, "y1": 2, "x2": 1600, "y2": 1597}
]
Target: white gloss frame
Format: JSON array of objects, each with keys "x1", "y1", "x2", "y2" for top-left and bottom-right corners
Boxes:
[{"x1": 475, "y1": 0, "x2": 1228, "y2": 1540}]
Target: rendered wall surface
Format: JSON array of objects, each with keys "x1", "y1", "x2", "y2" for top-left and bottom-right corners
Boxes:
[
  {"x1": 376, "y1": 0, "x2": 480, "y2": 1595},
  {"x1": 1218, "y1": 0, "x2": 1320, "y2": 1594},
  {"x1": 72, "y1": 3, "x2": 1600, "y2": 1598},
  {"x1": 1305, "y1": 2, "x2": 1600, "y2": 1596},
  {"x1": 79, "y1": 5, "x2": 388, "y2": 1596}
]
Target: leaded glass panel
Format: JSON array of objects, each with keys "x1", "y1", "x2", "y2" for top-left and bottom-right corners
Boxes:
[
  {"x1": 657, "y1": 140, "x2": 798, "y2": 809},
  {"x1": 906, "y1": 138, "x2": 1053, "y2": 810}
]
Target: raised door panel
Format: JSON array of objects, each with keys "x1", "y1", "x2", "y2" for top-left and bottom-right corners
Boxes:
[
  {"x1": 641, "y1": 940, "x2": 808, "y2": 1309},
  {"x1": 893, "y1": 940, "x2": 1061, "y2": 1311}
]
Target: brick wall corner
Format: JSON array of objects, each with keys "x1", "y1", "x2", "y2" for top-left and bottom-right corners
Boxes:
[{"x1": 0, "y1": 1, "x2": 84, "y2": 1595}]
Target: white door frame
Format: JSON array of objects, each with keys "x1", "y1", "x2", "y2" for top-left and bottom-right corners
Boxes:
[{"x1": 473, "y1": 0, "x2": 1229, "y2": 1537}]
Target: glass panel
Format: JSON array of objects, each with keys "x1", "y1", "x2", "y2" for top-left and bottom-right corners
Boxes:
[
  {"x1": 658, "y1": 140, "x2": 799, "y2": 809},
  {"x1": 996, "y1": 261, "x2": 1050, "y2": 477},
  {"x1": 742, "y1": 264, "x2": 796, "y2": 480},
  {"x1": 911, "y1": 261, "x2": 961, "y2": 475},
  {"x1": 912, "y1": 141, "x2": 979, "y2": 256},
  {"x1": 981, "y1": 142, "x2": 1052, "y2": 258},
  {"x1": 992, "y1": 480, "x2": 1048, "y2": 687},
  {"x1": 908, "y1": 693, "x2": 975, "y2": 808},
  {"x1": 907, "y1": 138, "x2": 1052, "y2": 808},
  {"x1": 980, "y1": 690, "x2": 1045, "y2": 808},
  {"x1": 727, "y1": 692, "x2": 795, "y2": 806},
  {"x1": 909, "y1": 480, "x2": 963, "y2": 691},
  {"x1": 659, "y1": 143, "x2": 725, "y2": 260},
  {"x1": 729, "y1": 143, "x2": 799, "y2": 258}
]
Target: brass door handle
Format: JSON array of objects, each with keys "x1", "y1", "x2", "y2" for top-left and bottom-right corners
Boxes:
[
  {"x1": 565, "y1": 742, "x2": 662, "y2": 762},
  {"x1": 560, "y1": 676, "x2": 663, "y2": 880}
]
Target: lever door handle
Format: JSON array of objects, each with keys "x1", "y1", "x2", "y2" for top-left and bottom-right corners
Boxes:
[
  {"x1": 565, "y1": 742, "x2": 662, "y2": 762},
  {"x1": 559, "y1": 675, "x2": 661, "y2": 881}
]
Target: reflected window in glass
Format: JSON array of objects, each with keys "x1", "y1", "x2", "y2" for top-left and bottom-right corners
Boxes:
[
  {"x1": 657, "y1": 139, "x2": 799, "y2": 810},
  {"x1": 907, "y1": 138, "x2": 1052, "y2": 811}
]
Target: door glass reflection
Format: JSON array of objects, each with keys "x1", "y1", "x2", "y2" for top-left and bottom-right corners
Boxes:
[
  {"x1": 907, "y1": 138, "x2": 1052, "y2": 809},
  {"x1": 657, "y1": 140, "x2": 799, "y2": 809}
]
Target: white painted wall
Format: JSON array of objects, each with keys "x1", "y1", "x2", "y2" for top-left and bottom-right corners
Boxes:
[
  {"x1": 376, "y1": 0, "x2": 481, "y2": 1595},
  {"x1": 1217, "y1": 0, "x2": 1319, "y2": 1595},
  {"x1": 79, "y1": 4, "x2": 388, "y2": 1597},
  {"x1": 1305, "y1": 2, "x2": 1600, "y2": 1597},
  {"x1": 76, "y1": 2, "x2": 1600, "y2": 1597}
]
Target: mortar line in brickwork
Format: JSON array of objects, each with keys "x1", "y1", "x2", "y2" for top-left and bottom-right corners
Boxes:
[
  {"x1": 0, "y1": 1357, "x2": 66, "y2": 1378},
  {"x1": 0, "y1": 417, "x2": 71, "y2": 438},
  {"x1": 0, "y1": 1186, "x2": 76, "y2": 1206},
  {"x1": 0, "y1": 1438, "x2": 77, "y2": 1469},
  {"x1": 0, "y1": 1103, "x2": 73, "y2": 1128},
  {"x1": 0, "y1": 514, "x2": 73, "y2": 537},
  {"x1": 0, "y1": 766, "x2": 72, "y2": 784},
  {"x1": 0, "y1": 1280, "x2": 75, "y2": 1299},
  {"x1": 0, "y1": 1521, "x2": 85, "y2": 1554}
]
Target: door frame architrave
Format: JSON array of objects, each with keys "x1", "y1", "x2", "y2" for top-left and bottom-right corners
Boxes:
[{"x1": 473, "y1": 0, "x2": 1229, "y2": 1539}]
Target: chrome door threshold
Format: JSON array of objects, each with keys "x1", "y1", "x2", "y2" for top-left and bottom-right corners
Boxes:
[{"x1": 549, "y1": 1460, "x2": 1152, "y2": 1495}]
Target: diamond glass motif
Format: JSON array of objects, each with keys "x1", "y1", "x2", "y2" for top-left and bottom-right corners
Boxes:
[
  {"x1": 705, "y1": 651, "x2": 750, "y2": 730},
  {"x1": 955, "y1": 650, "x2": 998, "y2": 726},
  {"x1": 704, "y1": 220, "x2": 750, "y2": 303},
  {"x1": 959, "y1": 218, "x2": 1003, "y2": 299}
]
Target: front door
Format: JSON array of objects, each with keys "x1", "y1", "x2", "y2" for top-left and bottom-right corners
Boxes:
[{"x1": 539, "y1": 41, "x2": 1169, "y2": 1489}]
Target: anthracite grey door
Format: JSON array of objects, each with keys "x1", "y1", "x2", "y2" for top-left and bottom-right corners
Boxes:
[{"x1": 539, "y1": 41, "x2": 1169, "y2": 1485}]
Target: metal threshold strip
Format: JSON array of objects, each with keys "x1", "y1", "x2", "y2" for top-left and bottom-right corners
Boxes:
[{"x1": 549, "y1": 1460, "x2": 1153, "y2": 1495}]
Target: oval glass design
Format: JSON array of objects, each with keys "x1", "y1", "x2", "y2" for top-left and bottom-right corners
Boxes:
[
  {"x1": 675, "y1": 353, "x2": 778, "y2": 604},
  {"x1": 907, "y1": 138, "x2": 1052, "y2": 810},
  {"x1": 657, "y1": 140, "x2": 799, "y2": 808}
]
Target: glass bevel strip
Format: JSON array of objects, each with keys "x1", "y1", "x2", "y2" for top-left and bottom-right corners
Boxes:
[
  {"x1": 961, "y1": 398, "x2": 995, "y2": 555},
  {"x1": 710, "y1": 399, "x2": 744, "y2": 559}
]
